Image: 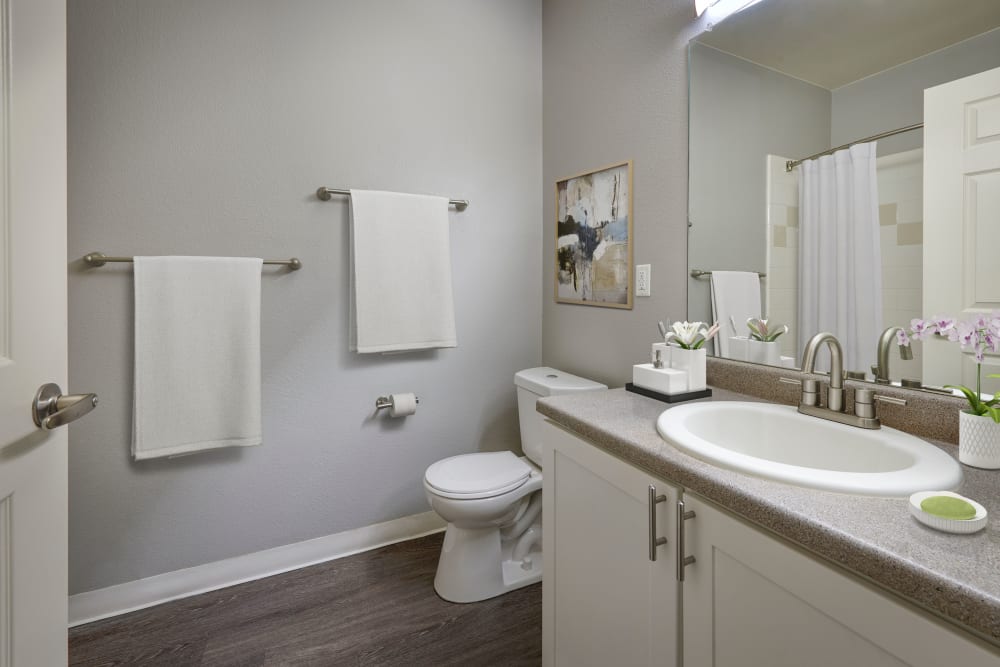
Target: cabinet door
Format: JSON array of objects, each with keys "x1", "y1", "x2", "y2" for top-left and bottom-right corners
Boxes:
[
  {"x1": 542, "y1": 422, "x2": 679, "y2": 667},
  {"x1": 682, "y1": 493, "x2": 1000, "y2": 667}
]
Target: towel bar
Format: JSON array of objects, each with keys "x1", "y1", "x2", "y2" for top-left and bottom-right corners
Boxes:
[
  {"x1": 82, "y1": 252, "x2": 302, "y2": 270},
  {"x1": 690, "y1": 269, "x2": 765, "y2": 280},
  {"x1": 316, "y1": 187, "x2": 469, "y2": 211}
]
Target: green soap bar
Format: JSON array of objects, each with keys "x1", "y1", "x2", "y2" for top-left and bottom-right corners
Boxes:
[{"x1": 920, "y1": 495, "x2": 977, "y2": 520}]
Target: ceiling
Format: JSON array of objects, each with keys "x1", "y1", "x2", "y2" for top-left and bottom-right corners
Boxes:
[{"x1": 696, "y1": 0, "x2": 1000, "y2": 89}]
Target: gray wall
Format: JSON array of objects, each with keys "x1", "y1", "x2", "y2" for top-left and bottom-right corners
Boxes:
[
  {"x1": 67, "y1": 0, "x2": 542, "y2": 594},
  {"x1": 541, "y1": 0, "x2": 702, "y2": 388},
  {"x1": 832, "y1": 28, "x2": 1000, "y2": 155},
  {"x1": 687, "y1": 42, "x2": 830, "y2": 327}
]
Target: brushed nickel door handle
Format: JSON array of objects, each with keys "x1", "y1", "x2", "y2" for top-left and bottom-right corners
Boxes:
[
  {"x1": 32, "y1": 383, "x2": 99, "y2": 430},
  {"x1": 648, "y1": 485, "x2": 668, "y2": 561},
  {"x1": 677, "y1": 499, "x2": 696, "y2": 581}
]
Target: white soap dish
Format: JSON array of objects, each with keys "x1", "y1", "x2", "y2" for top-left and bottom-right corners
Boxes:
[{"x1": 909, "y1": 491, "x2": 987, "y2": 534}]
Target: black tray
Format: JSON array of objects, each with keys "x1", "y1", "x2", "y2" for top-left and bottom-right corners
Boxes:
[{"x1": 625, "y1": 383, "x2": 712, "y2": 404}]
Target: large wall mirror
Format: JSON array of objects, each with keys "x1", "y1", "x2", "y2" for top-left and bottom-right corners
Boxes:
[{"x1": 688, "y1": 0, "x2": 1000, "y2": 393}]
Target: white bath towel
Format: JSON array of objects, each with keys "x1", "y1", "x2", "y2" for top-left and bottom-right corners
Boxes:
[
  {"x1": 132, "y1": 256, "x2": 263, "y2": 460},
  {"x1": 710, "y1": 270, "x2": 762, "y2": 358},
  {"x1": 350, "y1": 189, "x2": 457, "y2": 353}
]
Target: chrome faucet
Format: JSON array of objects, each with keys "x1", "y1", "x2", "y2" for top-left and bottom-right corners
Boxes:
[
  {"x1": 800, "y1": 332, "x2": 844, "y2": 412},
  {"x1": 782, "y1": 331, "x2": 908, "y2": 429},
  {"x1": 871, "y1": 326, "x2": 913, "y2": 384}
]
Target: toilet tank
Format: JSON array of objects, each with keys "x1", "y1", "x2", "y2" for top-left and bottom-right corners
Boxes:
[{"x1": 514, "y1": 367, "x2": 607, "y2": 466}]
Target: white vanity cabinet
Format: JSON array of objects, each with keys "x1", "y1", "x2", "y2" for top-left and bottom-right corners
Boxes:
[
  {"x1": 544, "y1": 423, "x2": 1000, "y2": 667},
  {"x1": 682, "y1": 493, "x2": 1000, "y2": 667},
  {"x1": 542, "y1": 421, "x2": 680, "y2": 667}
]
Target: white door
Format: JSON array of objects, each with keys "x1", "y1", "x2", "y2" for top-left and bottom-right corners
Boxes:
[
  {"x1": 0, "y1": 0, "x2": 75, "y2": 663},
  {"x1": 924, "y1": 66, "x2": 1000, "y2": 394}
]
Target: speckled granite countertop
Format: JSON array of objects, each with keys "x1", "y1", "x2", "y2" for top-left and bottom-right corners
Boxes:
[{"x1": 537, "y1": 386, "x2": 1000, "y2": 648}]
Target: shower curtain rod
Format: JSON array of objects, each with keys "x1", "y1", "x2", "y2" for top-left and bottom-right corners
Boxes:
[{"x1": 785, "y1": 122, "x2": 923, "y2": 172}]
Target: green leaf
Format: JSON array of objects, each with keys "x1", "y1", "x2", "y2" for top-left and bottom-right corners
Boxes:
[
  {"x1": 945, "y1": 384, "x2": 986, "y2": 414},
  {"x1": 987, "y1": 405, "x2": 1000, "y2": 423}
]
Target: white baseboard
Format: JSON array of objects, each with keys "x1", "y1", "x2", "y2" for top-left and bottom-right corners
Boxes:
[{"x1": 68, "y1": 510, "x2": 446, "y2": 627}]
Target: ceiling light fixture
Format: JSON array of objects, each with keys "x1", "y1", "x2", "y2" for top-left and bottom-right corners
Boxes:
[
  {"x1": 700, "y1": 0, "x2": 764, "y2": 25},
  {"x1": 695, "y1": 0, "x2": 721, "y2": 17}
]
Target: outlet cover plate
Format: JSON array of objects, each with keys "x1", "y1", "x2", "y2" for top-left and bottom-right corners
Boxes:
[{"x1": 636, "y1": 264, "x2": 651, "y2": 297}]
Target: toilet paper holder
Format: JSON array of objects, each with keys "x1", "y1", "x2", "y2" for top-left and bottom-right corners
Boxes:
[{"x1": 375, "y1": 394, "x2": 421, "y2": 411}]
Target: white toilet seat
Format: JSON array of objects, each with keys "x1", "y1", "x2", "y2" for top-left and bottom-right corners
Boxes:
[{"x1": 425, "y1": 451, "x2": 532, "y2": 500}]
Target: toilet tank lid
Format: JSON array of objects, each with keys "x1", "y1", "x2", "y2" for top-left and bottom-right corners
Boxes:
[{"x1": 514, "y1": 367, "x2": 607, "y2": 397}]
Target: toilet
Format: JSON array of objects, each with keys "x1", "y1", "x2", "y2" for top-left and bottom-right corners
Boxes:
[{"x1": 424, "y1": 367, "x2": 606, "y2": 603}]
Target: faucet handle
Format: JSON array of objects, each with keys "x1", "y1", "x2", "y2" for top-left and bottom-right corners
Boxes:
[
  {"x1": 875, "y1": 394, "x2": 907, "y2": 407},
  {"x1": 780, "y1": 377, "x2": 818, "y2": 407},
  {"x1": 855, "y1": 389, "x2": 876, "y2": 419},
  {"x1": 855, "y1": 389, "x2": 907, "y2": 420}
]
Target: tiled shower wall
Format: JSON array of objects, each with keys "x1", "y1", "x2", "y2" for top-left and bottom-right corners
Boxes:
[
  {"x1": 765, "y1": 148, "x2": 924, "y2": 379},
  {"x1": 765, "y1": 155, "x2": 799, "y2": 360},
  {"x1": 877, "y1": 148, "x2": 923, "y2": 381}
]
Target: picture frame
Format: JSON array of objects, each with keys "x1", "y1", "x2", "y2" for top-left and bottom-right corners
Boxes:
[{"x1": 555, "y1": 160, "x2": 633, "y2": 309}]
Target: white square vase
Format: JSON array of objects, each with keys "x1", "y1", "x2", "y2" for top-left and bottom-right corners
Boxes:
[
  {"x1": 670, "y1": 347, "x2": 707, "y2": 392},
  {"x1": 959, "y1": 410, "x2": 1000, "y2": 469},
  {"x1": 746, "y1": 339, "x2": 781, "y2": 366},
  {"x1": 727, "y1": 336, "x2": 750, "y2": 361}
]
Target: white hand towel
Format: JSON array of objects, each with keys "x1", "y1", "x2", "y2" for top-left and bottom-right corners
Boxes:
[
  {"x1": 133, "y1": 256, "x2": 263, "y2": 460},
  {"x1": 710, "y1": 271, "x2": 762, "y2": 358},
  {"x1": 350, "y1": 189, "x2": 457, "y2": 353}
]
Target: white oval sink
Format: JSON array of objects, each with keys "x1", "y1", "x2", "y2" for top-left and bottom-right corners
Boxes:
[{"x1": 656, "y1": 402, "x2": 963, "y2": 497}]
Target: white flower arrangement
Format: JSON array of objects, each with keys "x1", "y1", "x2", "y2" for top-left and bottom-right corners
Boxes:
[{"x1": 665, "y1": 320, "x2": 720, "y2": 350}]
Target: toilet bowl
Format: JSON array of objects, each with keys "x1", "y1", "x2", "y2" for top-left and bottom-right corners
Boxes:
[{"x1": 424, "y1": 367, "x2": 606, "y2": 603}]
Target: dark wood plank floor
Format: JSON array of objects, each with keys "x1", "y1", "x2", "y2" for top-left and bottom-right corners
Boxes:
[{"x1": 69, "y1": 533, "x2": 541, "y2": 666}]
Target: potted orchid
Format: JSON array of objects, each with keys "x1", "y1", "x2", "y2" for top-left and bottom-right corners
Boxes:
[
  {"x1": 901, "y1": 313, "x2": 1000, "y2": 468},
  {"x1": 665, "y1": 320, "x2": 720, "y2": 350},
  {"x1": 745, "y1": 318, "x2": 788, "y2": 365},
  {"x1": 746, "y1": 317, "x2": 788, "y2": 343},
  {"x1": 664, "y1": 321, "x2": 719, "y2": 392}
]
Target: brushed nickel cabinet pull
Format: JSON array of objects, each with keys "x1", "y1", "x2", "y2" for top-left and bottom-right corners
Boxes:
[
  {"x1": 648, "y1": 485, "x2": 668, "y2": 561},
  {"x1": 677, "y1": 499, "x2": 696, "y2": 581}
]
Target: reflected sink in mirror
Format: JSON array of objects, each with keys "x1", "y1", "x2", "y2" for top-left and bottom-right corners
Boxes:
[{"x1": 656, "y1": 402, "x2": 962, "y2": 497}]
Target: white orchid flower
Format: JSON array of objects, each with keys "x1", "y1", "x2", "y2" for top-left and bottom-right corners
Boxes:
[{"x1": 666, "y1": 320, "x2": 718, "y2": 349}]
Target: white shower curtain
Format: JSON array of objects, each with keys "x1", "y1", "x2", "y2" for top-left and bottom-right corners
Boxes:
[{"x1": 797, "y1": 142, "x2": 882, "y2": 374}]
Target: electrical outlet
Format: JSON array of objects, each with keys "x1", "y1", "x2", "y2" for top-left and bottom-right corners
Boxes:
[{"x1": 636, "y1": 264, "x2": 651, "y2": 297}]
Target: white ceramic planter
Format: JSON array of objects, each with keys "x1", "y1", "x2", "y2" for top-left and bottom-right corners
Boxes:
[
  {"x1": 727, "y1": 336, "x2": 750, "y2": 361},
  {"x1": 671, "y1": 347, "x2": 707, "y2": 392},
  {"x1": 958, "y1": 410, "x2": 1000, "y2": 469},
  {"x1": 746, "y1": 339, "x2": 781, "y2": 366}
]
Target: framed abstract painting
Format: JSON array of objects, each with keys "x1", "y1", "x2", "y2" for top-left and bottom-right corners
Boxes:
[{"x1": 555, "y1": 160, "x2": 633, "y2": 309}]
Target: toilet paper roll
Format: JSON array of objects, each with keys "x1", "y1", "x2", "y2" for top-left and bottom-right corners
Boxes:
[{"x1": 388, "y1": 393, "x2": 418, "y2": 418}]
